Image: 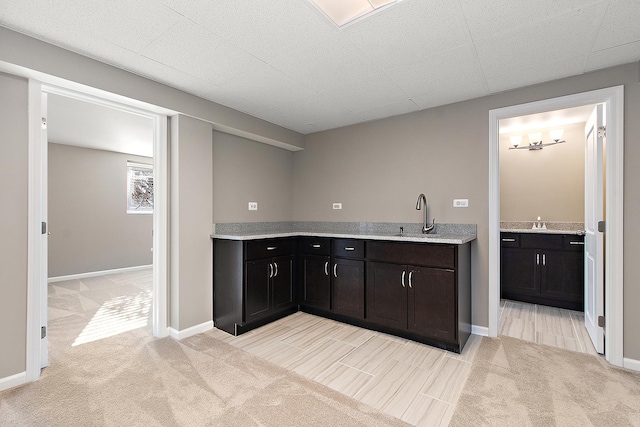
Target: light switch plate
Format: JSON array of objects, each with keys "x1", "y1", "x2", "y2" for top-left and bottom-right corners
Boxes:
[
  {"x1": 248, "y1": 202, "x2": 258, "y2": 210},
  {"x1": 453, "y1": 199, "x2": 469, "y2": 207},
  {"x1": 333, "y1": 203, "x2": 342, "y2": 210}
]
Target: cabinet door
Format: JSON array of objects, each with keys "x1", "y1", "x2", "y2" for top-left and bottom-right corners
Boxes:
[
  {"x1": 540, "y1": 251, "x2": 584, "y2": 304},
  {"x1": 272, "y1": 256, "x2": 295, "y2": 311},
  {"x1": 333, "y1": 258, "x2": 365, "y2": 319},
  {"x1": 366, "y1": 262, "x2": 407, "y2": 329},
  {"x1": 408, "y1": 266, "x2": 456, "y2": 341},
  {"x1": 301, "y1": 255, "x2": 331, "y2": 310},
  {"x1": 501, "y1": 248, "x2": 538, "y2": 297},
  {"x1": 244, "y1": 259, "x2": 271, "y2": 323}
]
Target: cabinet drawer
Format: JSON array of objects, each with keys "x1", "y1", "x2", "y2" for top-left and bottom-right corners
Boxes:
[
  {"x1": 563, "y1": 235, "x2": 585, "y2": 251},
  {"x1": 332, "y1": 239, "x2": 365, "y2": 258},
  {"x1": 299, "y1": 237, "x2": 331, "y2": 255},
  {"x1": 520, "y1": 234, "x2": 563, "y2": 250},
  {"x1": 500, "y1": 233, "x2": 520, "y2": 247},
  {"x1": 245, "y1": 238, "x2": 294, "y2": 260},
  {"x1": 368, "y1": 241, "x2": 455, "y2": 269}
]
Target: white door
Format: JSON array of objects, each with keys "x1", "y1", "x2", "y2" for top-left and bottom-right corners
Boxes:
[
  {"x1": 40, "y1": 92, "x2": 49, "y2": 368},
  {"x1": 584, "y1": 104, "x2": 605, "y2": 354}
]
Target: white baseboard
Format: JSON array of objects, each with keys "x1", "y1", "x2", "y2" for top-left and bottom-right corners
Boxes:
[
  {"x1": 168, "y1": 320, "x2": 213, "y2": 340},
  {"x1": 472, "y1": 325, "x2": 489, "y2": 336},
  {"x1": 623, "y1": 357, "x2": 640, "y2": 372},
  {"x1": 48, "y1": 264, "x2": 152, "y2": 283},
  {"x1": 0, "y1": 371, "x2": 27, "y2": 392}
]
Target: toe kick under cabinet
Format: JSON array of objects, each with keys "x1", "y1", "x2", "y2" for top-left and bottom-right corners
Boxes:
[{"x1": 214, "y1": 237, "x2": 472, "y2": 353}]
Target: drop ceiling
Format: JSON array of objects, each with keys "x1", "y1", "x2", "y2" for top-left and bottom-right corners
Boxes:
[{"x1": 1, "y1": 0, "x2": 639, "y2": 135}]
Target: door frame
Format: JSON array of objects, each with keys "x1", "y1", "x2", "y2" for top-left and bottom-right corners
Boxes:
[
  {"x1": 26, "y1": 80, "x2": 170, "y2": 381},
  {"x1": 488, "y1": 86, "x2": 624, "y2": 367}
]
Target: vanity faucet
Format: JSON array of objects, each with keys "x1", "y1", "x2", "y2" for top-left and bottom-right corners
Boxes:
[{"x1": 416, "y1": 193, "x2": 435, "y2": 234}]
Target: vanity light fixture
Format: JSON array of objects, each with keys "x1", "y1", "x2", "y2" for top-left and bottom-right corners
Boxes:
[
  {"x1": 509, "y1": 129, "x2": 566, "y2": 150},
  {"x1": 308, "y1": 0, "x2": 405, "y2": 28}
]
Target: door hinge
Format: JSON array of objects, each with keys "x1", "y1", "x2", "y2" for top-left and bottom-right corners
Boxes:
[
  {"x1": 597, "y1": 316, "x2": 605, "y2": 328},
  {"x1": 41, "y1": 221, "x2": 47, "y2": 235},
  {"x1": 41, "y1": 326, "x2": 47, "y2": 339},
  {"x1": 41, "y1": 117, "x2": 47, "y2": 130},
  {"x1": 597, "y1": 221, "x2": 606, "y2": 233},
  {"x1": 597, "y1": 126, "x2": 606, "y2": 138}
]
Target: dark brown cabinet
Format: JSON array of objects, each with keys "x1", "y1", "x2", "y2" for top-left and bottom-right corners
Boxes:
[
  {"x1": 366, "y1": 241, "x2": 470, "y2": 352},
  {"x1": 331, "y1": 239, "x2": 365, "y2": 319},
  {"x1": 299, "y1": 237, "x2": 331, "y2": 310},
  {"x1": 214, "y1": 238, "x2": 297, "y2": 335},
  {"x1": 500, "y1": 232, "x2": 584, "y2": 310}
]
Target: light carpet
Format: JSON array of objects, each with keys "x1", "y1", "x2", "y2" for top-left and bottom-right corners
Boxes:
[
  {"x1": 449, "y1": 335, "x2": 640, "y2": 426},
  {"x1": 0, "y1": 326, "x2": 408, "y2": 426}
]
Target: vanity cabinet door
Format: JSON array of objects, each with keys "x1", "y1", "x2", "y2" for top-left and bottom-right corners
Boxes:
[
  {"x1": 408, "y1": 266, "x2": 456, "y2": 342},
  {"x1": 332, "y1": 258, "x2": 365, "y2": 319},
  {"x1": 539, "y1": 251, "x2": 583, "y2": 304},
  {"x1": 300, "y1": 255, "x2": 331, "y2": 310},
  {"x1": 501, "y1": 247, "x2": 538, "y2": 298},
  {"x1": 366, "y1": 262, "x2": 407, "y2": 330}
]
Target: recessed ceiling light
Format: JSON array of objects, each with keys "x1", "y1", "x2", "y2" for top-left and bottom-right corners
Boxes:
[{"x1": 308, "y1": 0, "x2": 404, "y2": 28}]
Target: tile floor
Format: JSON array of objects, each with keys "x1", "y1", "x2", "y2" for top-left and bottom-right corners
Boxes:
[
  {"x1": 499, "y1": 299, "x2": 598, "y2": 356},
  {"x1": 208, "y1": 312, "x2": 482, "y2": 427}
]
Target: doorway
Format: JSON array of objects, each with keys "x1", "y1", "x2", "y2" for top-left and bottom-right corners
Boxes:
[
  {"x1": 26, "y1": 82, "x2": 169, "y2": 380},
  {"x1": 488, "y1": 86, "x2": 624, "y2": 368}
]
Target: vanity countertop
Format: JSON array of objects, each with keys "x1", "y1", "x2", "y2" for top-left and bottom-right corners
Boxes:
[{"x1": 500, "y1": 221, "x2": 585, "y2": 236}]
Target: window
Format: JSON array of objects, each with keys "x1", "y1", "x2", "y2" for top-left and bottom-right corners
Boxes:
[{"x1": 127, "y1": 162, "x2": 153, "y2": 214}]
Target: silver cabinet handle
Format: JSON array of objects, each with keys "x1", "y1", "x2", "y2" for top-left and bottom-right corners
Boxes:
[
  {"x1": 408, "y1": 271, "x2": 413, "y2": 288},
  {"x1": 502, "y1": 238, "x2": 516, "y2": 242},
  {"x1": 269, "y1": 263, "x2": 273, "y2": 278},
  {"x1": 570, "y1": 241, "x2": 585, "y2": 245},
  {"x1": 274, "y1": 262, "x2": 278, "y2": 277},
  {"x1": 536, "y1": 254, "x2": 540, "y2": 265},
  {"x1": 333, "y1": 263, "x2": 338, "y2": 278},
  {"x1": 542, "y1": 254, "x2": 546, "y2": 266},
  {"x1": 267, "y1": 246, "x2": 277, "y2": 251},
  {"x1": 344, "y1": 247, "x2": 355, "y2": 251},
  {"x1": 312, "y1": 244, "x2": 321, "y2": 248},
  {"x1": 324, "y1": 261, "x2": 329, "y2": 276},
  {"x1": 401, "y1": 270, "x2": 406, "y2": 288}
]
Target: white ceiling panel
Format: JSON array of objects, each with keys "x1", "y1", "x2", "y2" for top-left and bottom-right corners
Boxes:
[
  {"x1": 592, "y1": 0, "x2": 640, "y2": 50},
  {"x1": 2, "y1": 0, "x2": 640, "y2": 135}
]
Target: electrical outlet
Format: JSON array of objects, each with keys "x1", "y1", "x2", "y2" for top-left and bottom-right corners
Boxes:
[
  {"x1": 332, "y1": 203, "x2": 342, "y2": 210},
  {"x1": 453, "y1": 199, "x2": 469, "y2": 207},
  {"x1": 248, "y1": 202, "x2": 258, "y2": 211}
]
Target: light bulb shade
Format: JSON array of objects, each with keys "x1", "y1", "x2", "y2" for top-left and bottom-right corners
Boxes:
[
  {"x1": 528, "y1": 132, "x2": 542, "y2": 143},
  {"x1": 510, "y1": 135, "x2": 522, "y2": 147},
  {"x1": 549, "y1": 128, "x2": 564, "y2": 141}
]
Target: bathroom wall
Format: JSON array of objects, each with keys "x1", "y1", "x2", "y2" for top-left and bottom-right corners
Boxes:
[{"x1": 500, "y1": 121, "x2": 586, "y2": 223}]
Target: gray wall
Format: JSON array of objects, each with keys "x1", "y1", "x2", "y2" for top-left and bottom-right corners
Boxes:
[
  {"x1": 170, "y1": 115, "x2": 213, "y2": 331},
  {"x1": 48, "y1": 143, "x2": 153, "y2": 277},
  {"x1": 500, "y1": 122, "x2": 586, "y2": 222},
  {"x1": 213, "y1": 131, "x2": 293, "y2": 223},
  {"x1": 0, "y1": 72, "x2": 28, "y2": 378},
  {"x1": 294, "y1": 62, "x2": 640, "y2": 360}
]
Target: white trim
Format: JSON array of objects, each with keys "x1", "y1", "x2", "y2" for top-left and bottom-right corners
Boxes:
[
  {"x1": 26, "y1": 80, "x2": 43, "y2": 382},
  {"x1": 488, "y1": 86, "x2": 624, "y2": 367},
  {"x1": 167, "y1": 321, "x2": 214, "y2": 340},
  {"x1": 48, "y1": 265, "x2": 153, "y2": 283},
  {"x1": 623, "y1": 358, "x2": 640, "y2": 372},
  {"x1": 153, "y1": 114, "x2": 169, "y2": 338},
  {"x1": 0, "y1": 372, "x2": 27, "y2": 392},
  {"x1": 471, "y1": 325, "x2": 489, "y2": 336}
]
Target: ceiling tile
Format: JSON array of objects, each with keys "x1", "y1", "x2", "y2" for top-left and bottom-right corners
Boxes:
[
  {"x1": 585, "y1": 42, "x2": 640, "y2": 72},
  {"x1": 475, "y1": 3, "x2": 606, "y2": 78},
  {"x1": 412, "y1": 81, "x2": 488, "y2": 110},
  {"x1": 486, "y1": 56, "x2": 587, "y2": 93},
  {"x1": 592, "y1": 0, "x2": 640, "y2": 50},
  {"x1": 141, "y1": 18, "x2": 265, "y2": 86},
  {"x1": 460, "y1": 0, "x2": 606, "y2": 43},
  {"x1": 353, "y1": 99, "x2": 420, "y2": 122},
  {"x1": 342, "y1": 0, "x2": 468, "y2": 69}
]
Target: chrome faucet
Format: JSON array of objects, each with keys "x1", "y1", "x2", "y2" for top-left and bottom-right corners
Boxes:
[{"x1": 415, "y1": 193, "x2": 435, "y2": 233}]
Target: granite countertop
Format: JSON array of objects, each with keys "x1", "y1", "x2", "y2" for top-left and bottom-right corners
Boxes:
[
  {"x1": 500, "y1": 221, "x2": 585, "y2": 235},
  {"x1": 211, "y1": 222, "x2": 476, "y2": 245}
]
